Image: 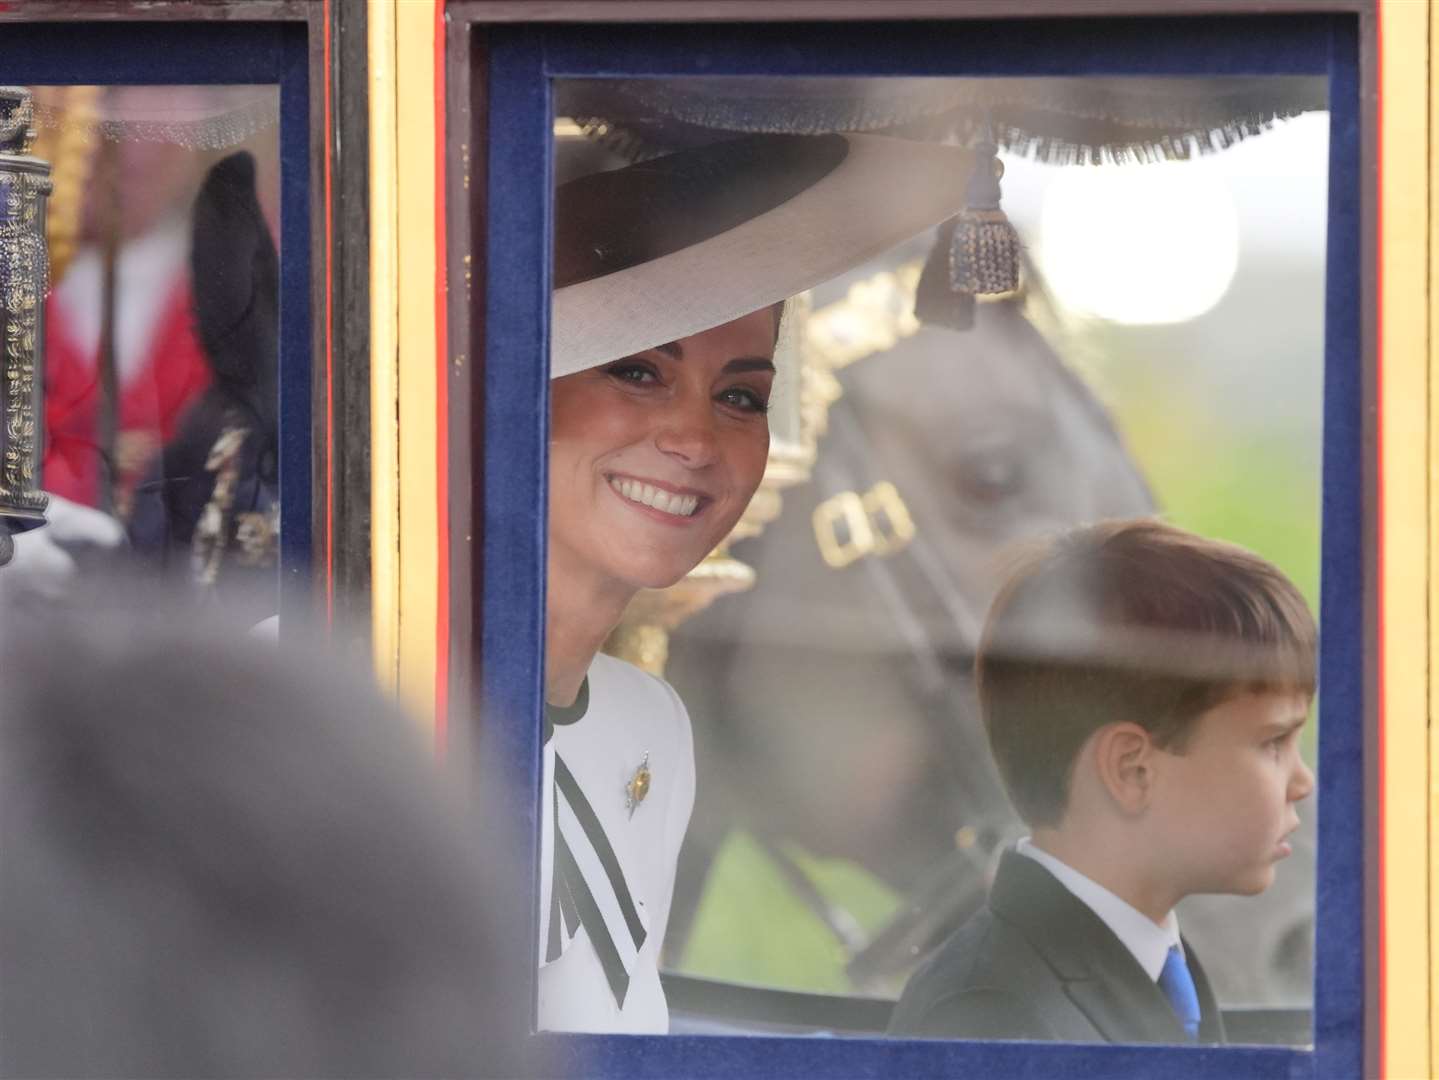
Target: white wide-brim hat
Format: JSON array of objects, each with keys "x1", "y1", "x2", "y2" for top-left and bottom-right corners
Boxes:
[{"x1": 551, "y1": 133, "x2": 975, "y2": 378}]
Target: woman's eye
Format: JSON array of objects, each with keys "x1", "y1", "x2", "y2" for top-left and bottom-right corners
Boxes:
[
  {"x1": 605, "y1": 362, "x2": 658, "y2": 384},
  {"x1": 718, "y1": 386, "x2": 769, "y2": 413}
]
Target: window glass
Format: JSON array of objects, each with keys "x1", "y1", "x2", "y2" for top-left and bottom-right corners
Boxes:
[
  {"x1": 1, "y1": 86, "x2": 281, "y2": 625},
  {"x1": 543, "y1": 74, "x2": 1325, "y2": 1044}
]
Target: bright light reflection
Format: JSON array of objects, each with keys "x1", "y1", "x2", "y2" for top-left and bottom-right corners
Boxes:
[{"x1": 1038, "y1": 164, "x2": 1240, "y2": 326}]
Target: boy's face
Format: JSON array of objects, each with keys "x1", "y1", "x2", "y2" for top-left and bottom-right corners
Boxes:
[{"x1": 1148, "y1": 690, "x2": 1315, "y2": 897}]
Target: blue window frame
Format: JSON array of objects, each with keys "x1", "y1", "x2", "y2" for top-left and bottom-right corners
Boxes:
[
  {"x1": 472, "y1": 11, "x2": 1364, "y2": 1079},
  {"x1": 0, "y1": 20, "x2": 312, "y2": 608}
]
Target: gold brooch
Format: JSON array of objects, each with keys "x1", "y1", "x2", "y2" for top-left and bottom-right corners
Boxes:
[{"x1": 625, "y1": 752, "x2": 651, "y2": 818}]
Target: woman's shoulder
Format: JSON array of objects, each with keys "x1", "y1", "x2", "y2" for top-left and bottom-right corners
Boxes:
[
  {"x1": 592, "y1": 655, "x2": 687, "y2": 713},
  {"x1": 587, "y1": 652, "x2": 688, "y2": 720}
]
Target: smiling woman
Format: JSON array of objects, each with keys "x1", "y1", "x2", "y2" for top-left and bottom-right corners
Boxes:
[
  {"x1": 540, "y1": 309, "x2": 778, "y2": 1035},
  {"x1": 547, "y1": 310, "x2": 777, "y2": 623},
  {"x1": 537, "y1": 132, "x2": 973, "y2": 1033}
]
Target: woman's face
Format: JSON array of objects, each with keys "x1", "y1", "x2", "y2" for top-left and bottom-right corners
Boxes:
[{"x1": 549, "y1": 308, "x2": 776, "y2": 595}]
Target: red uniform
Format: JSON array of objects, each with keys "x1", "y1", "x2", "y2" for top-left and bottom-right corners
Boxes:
[{"x1": 41, "y1": 224, "x2": 211, "y2": 510}]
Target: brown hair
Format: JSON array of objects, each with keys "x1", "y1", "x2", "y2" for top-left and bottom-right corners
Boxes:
[{"x1": 976, "y1": 518, "x2": 1316, "y2": 827}]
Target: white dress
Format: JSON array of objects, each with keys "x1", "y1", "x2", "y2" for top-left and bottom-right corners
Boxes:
[{"x1": 537, "y1": 652, "x2": 696, "y2": 1034}]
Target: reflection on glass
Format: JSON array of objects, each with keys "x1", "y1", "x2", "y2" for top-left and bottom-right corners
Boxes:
[
  {"x1": 543, "y1": 75, "x2": 1325, "y2": 1047},
  {"x1": 1040, "y1": 165, "x2": 1241, "y2": 324},
  {"x1": 0, "y1": 86, "x2": 280, "y2": 625}
]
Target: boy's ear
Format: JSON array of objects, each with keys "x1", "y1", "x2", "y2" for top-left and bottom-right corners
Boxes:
[{"x1": 1092, "y1": 722, "x2": 1156, "y2": 816}]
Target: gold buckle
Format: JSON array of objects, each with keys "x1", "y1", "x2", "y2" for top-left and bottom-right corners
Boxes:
[
  {"x1": 863, "y1": 481, "x2": 916, "y2": 557},
  {"x1": 812, "y1": 482, "x2": 916, "y2": 568},
  {"x1": 812, "y1": 491, "x2": 875, "y2": 569}
]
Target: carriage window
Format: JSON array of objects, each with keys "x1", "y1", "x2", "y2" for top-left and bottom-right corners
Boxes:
[
  {"x1": 0, "y1": 86, "x2": 282, "y2": 627},
  {"x1": 541, "y1": 73, "x2": 1326, "y2": 1045}
]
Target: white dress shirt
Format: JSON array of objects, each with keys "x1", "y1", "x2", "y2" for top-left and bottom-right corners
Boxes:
[{"x1": 1015, "y1": 838, "x2": 1181, "y2": 981}]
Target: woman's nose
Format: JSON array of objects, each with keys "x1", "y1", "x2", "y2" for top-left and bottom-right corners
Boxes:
[{"x1": 654, "y1": 395, "x2": 719, "y2": 468}]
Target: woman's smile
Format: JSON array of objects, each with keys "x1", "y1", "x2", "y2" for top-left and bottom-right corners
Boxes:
[{"x1": 606, "y1": 474, "x2": 706, "y2": 521}]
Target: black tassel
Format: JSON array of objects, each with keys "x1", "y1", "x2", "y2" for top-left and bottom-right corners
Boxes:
[
  {"x1": 914, "y1": 217, "x2": 973, "y2": 330},
  {"x1": 915, "y1": 142, "x2": 1020, "y2": 331}
]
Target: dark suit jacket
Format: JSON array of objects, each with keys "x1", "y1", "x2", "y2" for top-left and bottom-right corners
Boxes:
[{"x1": 888, "y1": 850, "x2": 1225, "y2": 1044}]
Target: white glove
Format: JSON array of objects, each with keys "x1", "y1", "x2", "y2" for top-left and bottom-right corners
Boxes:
[{"x1": 0, "y1": 493, "x2": 125, "y2": 602}]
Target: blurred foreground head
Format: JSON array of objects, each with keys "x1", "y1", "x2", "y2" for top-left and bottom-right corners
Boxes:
[{"x1": 0, "y1": 594, "x2": 518, "y2": 1078}]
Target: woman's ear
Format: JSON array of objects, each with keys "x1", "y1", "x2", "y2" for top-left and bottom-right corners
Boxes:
[{"x1": 1091, "y1": 722, "x2": 1156, "y2": 816}]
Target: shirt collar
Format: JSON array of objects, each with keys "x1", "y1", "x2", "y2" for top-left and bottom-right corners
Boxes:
[
  {"x1": 543, "y1": 677, "x2": 589, "y2": 745},
  {"x1": 1015, "y1": 838, "x2": 1180, "y2": 982}
]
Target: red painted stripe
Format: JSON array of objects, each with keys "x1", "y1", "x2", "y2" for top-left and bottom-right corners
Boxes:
[
  {"x1": 433, "y1": 0, "x2": 450, "y2": 753},
  {"x1": 1373, "y1": 5, "x2": 1385, "y2": 1075},
  {"x1": 322, "y1": 0, "x2": 335, "y2": 619}
]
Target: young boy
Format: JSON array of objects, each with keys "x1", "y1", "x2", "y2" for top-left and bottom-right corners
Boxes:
[{"x1": 889, "y1": 518, "x2": 1316, "y2": 1044}]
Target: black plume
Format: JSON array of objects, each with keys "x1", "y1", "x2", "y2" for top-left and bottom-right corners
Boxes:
[{"x1": 189, "y1": 151, "x2": 278, "y2": 433}]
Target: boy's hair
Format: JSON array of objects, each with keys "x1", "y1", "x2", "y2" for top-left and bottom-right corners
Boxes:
[{"x1": 977, "y1": 518, "x2": 1316, "y2": 828}]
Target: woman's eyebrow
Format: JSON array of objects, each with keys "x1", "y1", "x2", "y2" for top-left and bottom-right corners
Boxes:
[
  {"x1": 723, "y1": 357, "x2": 777, "y2": 375},
  {"x1": 651, "y1": 342, "x2": 774, "y2": 375}
]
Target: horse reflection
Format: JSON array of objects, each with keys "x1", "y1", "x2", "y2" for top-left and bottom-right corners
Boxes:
[{"x1": 662, "y1": 297, "x2": 1313, "y2": 1007}]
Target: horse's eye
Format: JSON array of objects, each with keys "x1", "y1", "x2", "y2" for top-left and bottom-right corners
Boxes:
[{"x1": 954, "y1": 448, "x2": 1025, "y2": 504}]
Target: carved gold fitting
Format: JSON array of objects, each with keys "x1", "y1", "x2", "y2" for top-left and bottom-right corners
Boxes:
[{"x1": 0, "y1": 87, "x2": 53, "y2": 562}]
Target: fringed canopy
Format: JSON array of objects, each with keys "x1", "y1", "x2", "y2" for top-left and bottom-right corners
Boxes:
[{"x1": 557, "y1": 75, "x2": 1328, "y2": 165}]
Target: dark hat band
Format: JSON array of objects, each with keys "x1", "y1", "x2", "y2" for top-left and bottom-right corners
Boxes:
[{"x1": 554, "y1": 133, "x2": 849, "y2": 289}]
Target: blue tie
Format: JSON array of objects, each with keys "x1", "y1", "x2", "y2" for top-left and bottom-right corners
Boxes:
[{"x1": 1158, "y1": 944, "x2": 1201, "y2": 1040}]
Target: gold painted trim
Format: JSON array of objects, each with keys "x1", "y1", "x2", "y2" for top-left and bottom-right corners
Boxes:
[
  {"x1": 369, "y1": 0, "x2": 400, "y2": 695},
  {"x1": 1418, "y1": 0, "x2": 1439, "y2": 1074},
  {"x1": 1381, "y1": 1, "x2": 1430, "y2": 1075},
  {"x1": 395, "y1": 0, "x2": 442, "y2": 730}
]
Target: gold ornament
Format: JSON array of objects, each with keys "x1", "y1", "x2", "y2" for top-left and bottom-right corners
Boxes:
[{"x1": 625, "y1": 752, "x2": 651, "y2": 819}]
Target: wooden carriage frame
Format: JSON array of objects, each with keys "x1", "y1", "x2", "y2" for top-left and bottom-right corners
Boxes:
[{"x1": 0, "y1": 0, "x2": 1430, "y2": 1075}]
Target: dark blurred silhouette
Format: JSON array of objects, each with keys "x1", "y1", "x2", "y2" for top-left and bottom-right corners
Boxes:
[
  {"x1": 0, "y1": 593, "x2": 522, "y2": 1078},
  {"x1": 130, "y1": 150, "x2": 280, "y2": 620}
]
